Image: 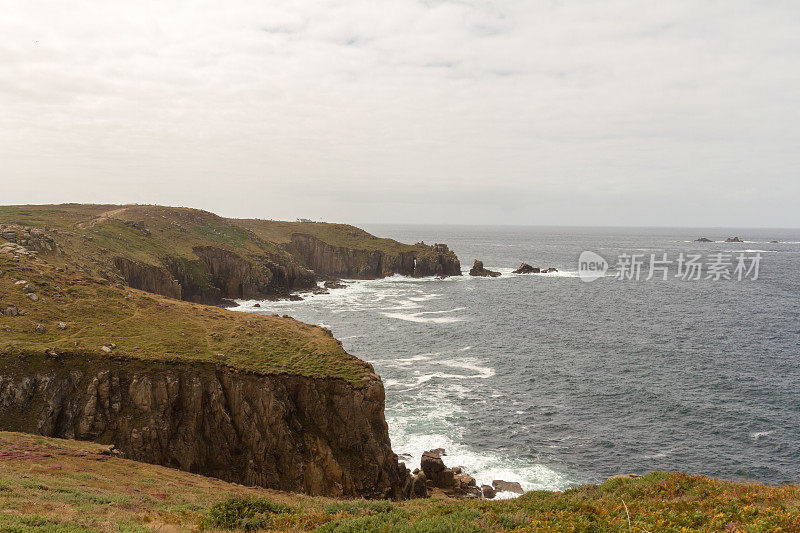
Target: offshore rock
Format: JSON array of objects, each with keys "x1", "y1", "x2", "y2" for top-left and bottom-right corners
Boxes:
[
  {"x1": 469, "y1": 260, "x2": 500, "y2": 277},
  {"x1": 513, "y1": 263, "x2": 539, "y2": 274}
]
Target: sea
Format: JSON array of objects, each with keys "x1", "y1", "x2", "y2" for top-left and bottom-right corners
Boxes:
[{"x1": 234, "y1": 225, "x2": 800, "y2": 495}]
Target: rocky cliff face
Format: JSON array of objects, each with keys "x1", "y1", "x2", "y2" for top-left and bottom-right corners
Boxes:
[
  {"x1": 0, "y1": 353, "x2": 411, "y2": 499},
  {"x1": 287, "y1": 235, "x2": 461, "y2": 279},
  {"x1": 113, "y1": 257, "x2": 183, "y2": 300},
  {"x1": 114, "y1": 247, "x2": 316, "y2": 305}
]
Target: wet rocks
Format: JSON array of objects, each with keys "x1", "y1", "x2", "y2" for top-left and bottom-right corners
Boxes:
[
  {"x1": 513, "y1": 263, "x2": 539, "y2": 274},
  {"x1": 469, "y1": 260, "x2": 500, "y2": 277},
  {"x1": 725, "y1": 236, "x2": 743, "y2": 243},
  {"x1": 492, "y1": 480, "x2": 524, "y2": 494},
  {"x1": 694, "y1": 237, "x2": 713, "y2": 242},
  {"x1": 481, "y1": 484, "x2": 496, "y2": 499}
]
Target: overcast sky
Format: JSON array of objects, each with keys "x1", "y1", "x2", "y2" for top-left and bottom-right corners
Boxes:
[{"x1": 1, "y1": 1, "x2": 799, "y2": 227}]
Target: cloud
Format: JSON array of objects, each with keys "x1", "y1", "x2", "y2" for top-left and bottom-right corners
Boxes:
[{"x1": 1, "y1": 0, "x2": 799, "y2": 226}]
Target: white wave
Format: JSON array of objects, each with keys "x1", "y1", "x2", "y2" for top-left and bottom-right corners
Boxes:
[
  {"x1": 382, "y1": 307, "x2": 467, "y2": 323},
  {"x1": 387, "y1": 419, "x2": 571, "y2": 494},
  {"x1": 408, "y1": 294, "x2": 443, "y2": 302},
  {"x1": 749, "y1": 430, "x2": 774, "y2": 440}
]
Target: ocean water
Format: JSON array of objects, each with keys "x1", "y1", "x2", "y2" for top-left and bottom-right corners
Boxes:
[{"x1": 236, "y1": 225, "x2": 800, "y2": 493}]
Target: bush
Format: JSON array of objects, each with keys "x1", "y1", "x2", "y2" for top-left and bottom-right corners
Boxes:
[{"x1": 201, "y1": 497, "x2": 296, "y2": 530}]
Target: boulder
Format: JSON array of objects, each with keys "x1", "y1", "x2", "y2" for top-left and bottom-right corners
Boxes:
[
  {"x1": 725, "y1": 236, "x2": 743, "y2": 243},
  {"x1": 469, "y1": 260, "x2": 500, "y2": 277},
  {"x1": 421, "y1": 450, "x2": 446, "y2": 478},
  {"x1": 512, "y1": 263, "x2": 539, "y2": 274},
  {"x1": 694, "y1": 237, "x2": 713, "y2": 242},
  {"x1": 4, "y1": 307, "x2": 19, "y2": 317},
  {"x1": 23, "y1": 284, "x2": 35, "y2": 293},
  {"x1": 546, "y1": 267, "x2": 558, "y2": 273},
  {"x1": 35, "y1": 324, "x2": 46, "y2": 334},
  {"x1": 433, "y1": 468, "x2": 455, "y2": 489},
  {"x1": 26, "y1": 293, "x2": 39, "y2": 302},
  {"x1": 492, "y1": 480, "x2": 524, "y2": 494},
  {"x1": 57, "y1": 322, "x2": 68, "y2": 330},
  {"x1": 1, "y1": 229, "x2": 17, "y2": 242},
  {"x1": 481, "y1": 484, "x2": 496, "y2": 499},
  {"x1": 411, "y1": 472, "x2": 427, "y2": 498},
  {"x1": 770, "y1": 240, "x2": 779, "y2": 243}
]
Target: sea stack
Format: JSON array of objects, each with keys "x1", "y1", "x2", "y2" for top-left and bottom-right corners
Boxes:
[{"x1": 469, "y1": 260, "x2": 501, "y2": 277}]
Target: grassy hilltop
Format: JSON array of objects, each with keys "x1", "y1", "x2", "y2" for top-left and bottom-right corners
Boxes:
[
  {"x1": 0, "y1": 254, "x2": 372, "y2": 386},
  {"x1": 1, "y1": 432, "x2": 798, "y2": 532}
]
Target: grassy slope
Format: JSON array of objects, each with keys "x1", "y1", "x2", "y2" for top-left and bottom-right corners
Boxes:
[
  {"x1": 234, "y1": 219, "x2": 420, "y2": 253},
  {"x1": 0, "y1": 205, "x2": 423, "y2": 270},
  {"x1": 1, "y1": 432, "x2": 798, "y2": 533},
  {"x1": 0, "y1": 204, "x2": 286, "y2": 272},
  {"x1": 0, "y1": 256, "x2": 372, "y2": 386}
]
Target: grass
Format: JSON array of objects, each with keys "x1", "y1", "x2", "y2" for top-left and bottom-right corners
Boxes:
[
  {"x1": 235, "y1": 218, "x2": 419, "y2": 253},
  {"x1": 0, "y1": 432, "x2": 797, "y2": 532},
  {"x1": 0, "y1": 255, "x2": 373, "y2": 386}
]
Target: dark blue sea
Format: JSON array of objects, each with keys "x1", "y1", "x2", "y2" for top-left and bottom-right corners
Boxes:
[{"x1": 237, "y1": 226, "x2": 800, "y2": 494}]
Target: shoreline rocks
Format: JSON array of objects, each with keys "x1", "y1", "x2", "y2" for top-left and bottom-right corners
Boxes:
[
  {"x1": 469, "y1": 260, "x2": 501, "y2": 277},
  {"x1": 725, "y1": 236, "x2": 743, "y2": 243},
  {"x1": 694, "y1": 237, "x2": 713, "y2": 242},
  {"x1": 415, "y1": 448, "x2": 520, "y2": 500}
]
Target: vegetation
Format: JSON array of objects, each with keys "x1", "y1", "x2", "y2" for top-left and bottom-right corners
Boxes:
[
  {"x1": 0, "y1": 255, "x2": 373, "y2": 386},
  {"x1": 236, "y1": 218, "x2": 419, "y2": 253},
  {"x1": 1, "y1": 432, "x2": 797, "y2": 532},
  {"x1": 0, "y1": 205, "x2": 425, "y2": 280}
]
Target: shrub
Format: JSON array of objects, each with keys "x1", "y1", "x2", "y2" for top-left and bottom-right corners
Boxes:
[{"x1": 201, "y1": 497, "x2": 296, "y2": 530}]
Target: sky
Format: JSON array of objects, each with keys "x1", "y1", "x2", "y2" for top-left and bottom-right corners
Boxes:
[{"x1": 1, "y1": 1, "x2": 799, "y2": 227}]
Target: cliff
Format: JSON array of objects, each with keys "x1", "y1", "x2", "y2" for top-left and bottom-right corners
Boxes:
[
  {"x1": 0, "y1": 256, "x2": 410, "y2": 498},
  {"x1": 0, "y1": 353, "x2": 409, "y2": 498},
  {"x1": 0, "y1": 204, "x2": 461, "y2": 305},
  {"x1": 285, "y1": 234, "x2": 460, "y2": 279}
]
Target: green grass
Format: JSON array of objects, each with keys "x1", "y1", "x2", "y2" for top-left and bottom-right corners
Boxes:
[
  {"x1": 236, "y1": 218, "x2": 419, "y2": 253},
  {"x1": 1, "y1": 432, "x2": 798, "y2": 532},
  {"x1": 0, "y1": 256, "x2": 372, "y2": 386}
]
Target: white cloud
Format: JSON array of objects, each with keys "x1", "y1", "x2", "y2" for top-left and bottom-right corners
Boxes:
[{"x1": 1, "y1": 0, "x2": 799, "y2": 226}]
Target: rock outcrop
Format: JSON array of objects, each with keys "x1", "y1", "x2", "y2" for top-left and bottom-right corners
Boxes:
[
  {"x1": 469, "y1": 260, "x2": 500, "y2": 277},
  {"x1": 0, "y1": 352, "x2": 411, "y2": 499},
  {"x1": 113, "y1": 248, "x2": 317, "y2": 305},
  {"x1": 725, "y1": 236, "x2": 743, "y2": 243},
  {"x1": 492, "y1": 480, "x2": 524, "y2": 494},
  {"x1": 513, "y1": 263, "x2": 539, "y2": 274},
  {"x1": 694, "y1": 237, "x2": 713, "y2": 242}
]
